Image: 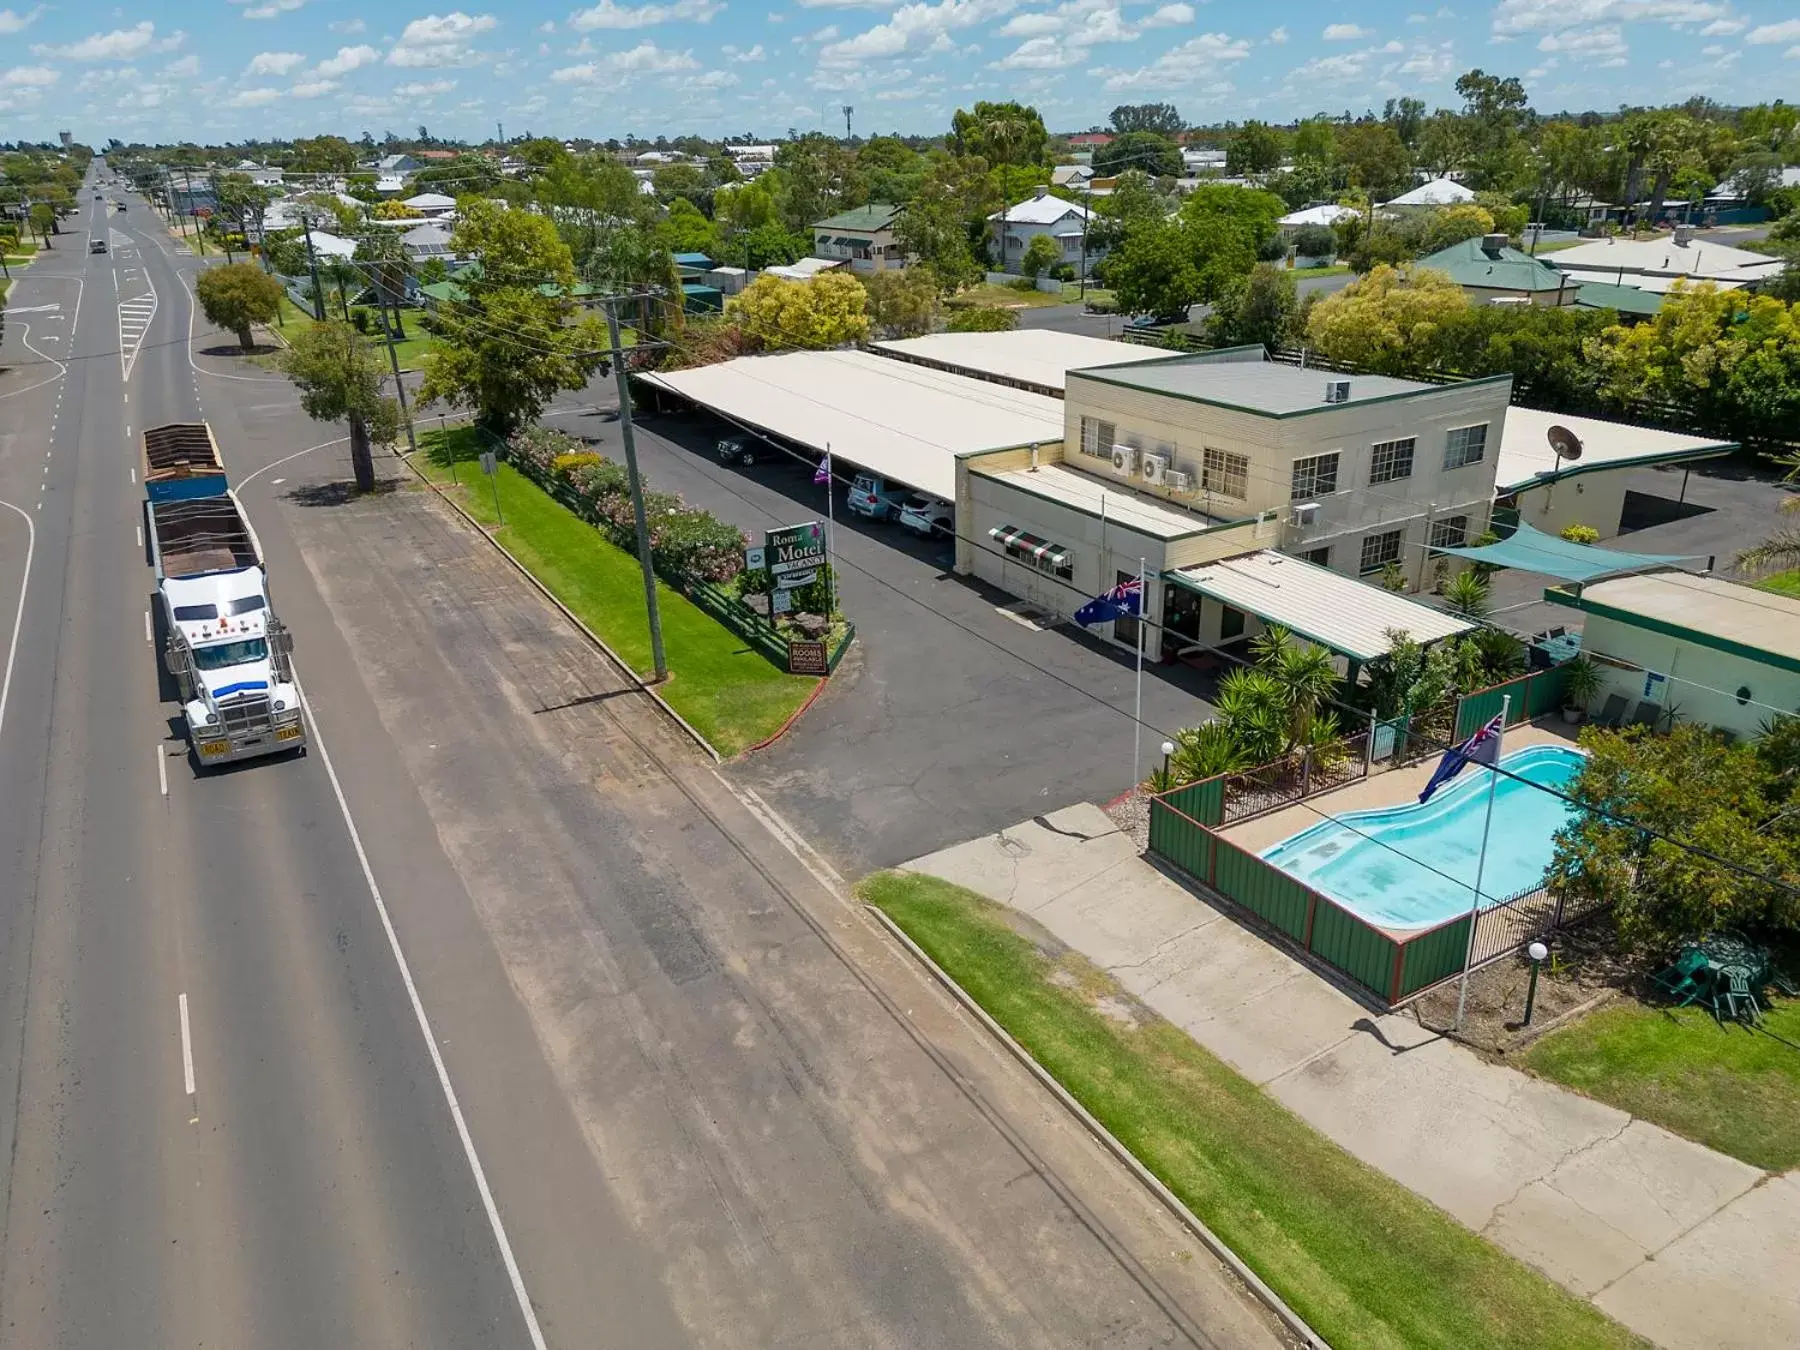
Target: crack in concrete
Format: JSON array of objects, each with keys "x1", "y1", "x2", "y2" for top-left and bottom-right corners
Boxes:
[{"x1": 1480, "y1": 1117, "x2": 1634, "y2": 1239}]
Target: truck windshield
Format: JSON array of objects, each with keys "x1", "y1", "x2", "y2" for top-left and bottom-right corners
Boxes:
[{"x1": 192, "y1": 638, "x2": 268, "y2": 671}]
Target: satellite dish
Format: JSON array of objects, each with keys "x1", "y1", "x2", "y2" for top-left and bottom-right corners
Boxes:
[{"x1": 1547, "y1": 424, "x2": 1584, "y2": 463}]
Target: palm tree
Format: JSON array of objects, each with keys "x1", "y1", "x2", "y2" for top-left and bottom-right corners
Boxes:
[
  {"x1": 1442, "y1": 569, "x2": 1491, "y2": 620},
  {"x1": 1736, "y1": 457, "x2": 1800, "y2": 576},
  {"x1": 1250, "y1": 625, "x2": 1340, "y2": 749},
  {"x1": 1215, "y1": 666, "x2": 1290, "y2": 766},
  {"x1": 981, "y1": 112, "x2": 1026, "y2": 272}
]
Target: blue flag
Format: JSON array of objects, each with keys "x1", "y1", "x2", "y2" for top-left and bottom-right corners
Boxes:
[
  {"x1": 1073, "y1": 576, "x2": 1142, "y2": 627},
  {"x1": 1419, "y1": 713, "x2": 1504, "y2": 803}
]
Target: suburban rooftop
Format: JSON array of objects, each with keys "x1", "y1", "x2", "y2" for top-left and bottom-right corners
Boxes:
[{"x1": 1070, "y1": 350, "x2": 1474, "y2": 417}]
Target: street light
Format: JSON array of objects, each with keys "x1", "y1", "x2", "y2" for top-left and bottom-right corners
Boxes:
[
  {"x1": 1523, "y1": 940, "x2": 1550, "y2": 1026},
  {"x1": 1160, "y1": 739, "x2": 1175, "y2": 782}
]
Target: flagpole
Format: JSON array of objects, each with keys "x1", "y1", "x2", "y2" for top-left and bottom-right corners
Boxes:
[
  {"x1": 824, "y1": 441, "x2": 836, "y2": 621},
  {"x1": 1132, "y1": 555, "x2": 1146, "y2": 787},
  {"x1": 1454, "y1": 693, "x2": 1510, "y2": 1032}
]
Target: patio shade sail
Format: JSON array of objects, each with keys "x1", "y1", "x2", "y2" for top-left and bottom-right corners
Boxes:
[{"x1": 1434, "y1": 522, "x2": 1700, "y2": 584}]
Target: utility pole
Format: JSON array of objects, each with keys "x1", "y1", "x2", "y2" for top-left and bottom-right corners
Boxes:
[
  {"x1": 603, "y1": 297, "x2": 668, "y2": 682},
  {"x1": 842, "y1": 104, "x2": 854, "y2": 143},
  {"x1": 300, "y1": 209, "x2": 326, "y2": 321},
  {"x1": 378, "y1": 294, "x2": 418, "y2": 455}
]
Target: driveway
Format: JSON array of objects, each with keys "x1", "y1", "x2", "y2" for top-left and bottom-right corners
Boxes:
[{"x1": 548, "y1": 381, "x2": 1217, "y2": 874}]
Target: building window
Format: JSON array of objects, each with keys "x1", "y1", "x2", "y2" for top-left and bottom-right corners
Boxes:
[
  {"x1": 1290, "y1": 452, "x2": 1339, "y2": 500},
  {"x1": 1202, "y1": 447, "x2": 1249, "y2": 500},
  {"x1": 1428, "y1": 515, "x2": 1469, "y2": 550},
  {"x1": 1301, "y1": 546, "x2": 1331, "y2": 567},
  {"x1": 1369, "y1": 437, "x2": 1415, "y2": 485},
  {"x1": 1003, "y1": 537, "x2": 1073, "y2": 582},
  {"x1": 1359, "y1": 528, "x2": 1404, "y2": 575},
  {"x1": 1080, "y1": 416, "x2": 1117, "y2": 459},
  {"x1": 1444, "y1": 424, "x2": 1488, "y2": 470}
]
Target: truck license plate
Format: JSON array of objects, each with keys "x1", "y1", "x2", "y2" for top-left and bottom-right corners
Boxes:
[
  {"x1": 275, "y1": 726, "x2": 302, "y2": 742},
  {"x1": 200, "y1": 741, "x2": 229, "y2": 758}
]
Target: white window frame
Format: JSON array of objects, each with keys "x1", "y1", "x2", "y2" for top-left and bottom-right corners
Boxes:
[
  {"x1": 1080, "y1": 416, "x2": 1116, "y2": 458},
  {"x1": 1291, "y1": 452, "x2": 1339, "y2": 500},
  {"x1": 1202, "y1": 447, "x2": 1249, "y2": 500},
  {"x1": 1369, "y1": 437, "x2": 1416, "y2": 485},
  {"x1": 1444, "y1": 423, "x2": 1489, "y2": 470},
  {"x1": 1428, "y1": 515, "x2": 1469, "y2": 550},
  {"x1": 1359, "y1": 528, "x2": 1404, "y2": 575}
]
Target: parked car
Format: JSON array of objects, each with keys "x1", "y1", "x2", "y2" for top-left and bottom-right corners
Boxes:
[
  {"x1": 89, "y1": 238, "x2": 106, "y2": 254},
  {"x1": 846, "y1": 473, "x2": 908, "y2": 521},
  {"x1": 899, "y1": 494, "x2": 953, "y2": 538},
  {"x1": 116, "y1": 202, "x2": 127, "y2": 213},
  {"x1": 716, "y1": 433, "x2": 758, "y2": 466}
]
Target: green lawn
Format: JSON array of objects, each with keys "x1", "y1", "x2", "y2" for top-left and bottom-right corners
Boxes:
[
  {"x1": 1291, "y1": 263, "x2": 1353, "y2": 277},
  {"x1": 415, "y1": 427, "x2": 816, "y2": 756},
  {"x1": 1756, "y1": 569, "x2": 1800, "y2": 599},
  {"x1": 1528, "y1": 238, "x2": 1586, "y2": 254},
  {"x1": 865, "y1": 872, "x2": 1647, "y2": 1350},
  {"x1": 950, "y1": 280, "x2": 1073, "y2": 309},
  {"x1": 1524, "y1": 997, "x2": 1800, "y2": 1171}
]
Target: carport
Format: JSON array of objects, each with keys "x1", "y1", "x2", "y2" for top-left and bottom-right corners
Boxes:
[
  {"x1": 634, "y1": 349, "x2": 1065, "y2": 503},
  {"x1": 1165, "y1": 549, "x2": 1475, "y2": 678}
]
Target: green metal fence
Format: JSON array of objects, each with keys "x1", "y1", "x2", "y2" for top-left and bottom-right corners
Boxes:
[
  {"x1": 1212, "y1": 837, "x2": 1312, "y2": 942},
  {"x1": 1393, "y1": 914, "x2": 1473, "y2": 998},
  {"x1": 1307, "y1": 901, "x2": 1401, "y2": 1000},
  {"x1": 1453, "y1": 666, "x2": 1571, "y2": 742}
]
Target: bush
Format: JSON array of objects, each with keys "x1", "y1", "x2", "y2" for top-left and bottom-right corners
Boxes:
[
  {"x1": 551, "y1": 450, "x2": 603, "y2": 475},
  {"x1": 1051, "y1": 263, "x2": 1076, "y2": 282},
  {"x1": 1020, "y1": 233, "x2": 1061, "y2": 281},
  {"x1": 946, "y1": 305, "x2": 1020, "y2": 332},
  {"x1": 1560, "y1": 523, "x2": 1600, "y2": 544},
  {"x1": 1290, "y1": 224, "x2": 1337, "y2": 259}
]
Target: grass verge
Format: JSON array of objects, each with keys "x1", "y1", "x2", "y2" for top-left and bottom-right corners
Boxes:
[
  {"x1": 1524, "y1": 997, "x2": 1800, "y2": 1171},
  {"x1": 1756, "y1": 568, "x2": 1800, "y2": 599},
  {"x1": 415, "y1": 426, "x2": 816, "y2": 755},
  {"x1": 864, "y1": 871, "x2": 1649, "y2": 1350},
  {"x1": 1291, "y1": 263, "x2": 1353, "y2": 278},
  {"x1": 949, "y1": 280, "x2": 1073, "y2": 309}
]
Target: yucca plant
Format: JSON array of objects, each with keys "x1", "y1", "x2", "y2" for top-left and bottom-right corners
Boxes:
[
  {"x1": 1168, "y1": 721, "x2": 1250, "y2": 784},
  {"x1": 1442, "y1": 568, "x2": 1491, "y2": 620}
]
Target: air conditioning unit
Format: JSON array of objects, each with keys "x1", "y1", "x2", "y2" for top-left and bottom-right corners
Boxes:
[
  {"x1": 1290, "y1": 501, "x2": 1320, "y2": 527},
  {"x1": 1163, "y1": 469, "x2": 1192, "y2": 492},
  {"x1": 1110, "y1": 444, "x2": 1137, "y2": 474},
  {"x1": 1323, "y1": 377, "x2": 1352, "y2": 404},
  {"x1": 1141, "y1": 452, "x2": 1169, "y2": 485}
]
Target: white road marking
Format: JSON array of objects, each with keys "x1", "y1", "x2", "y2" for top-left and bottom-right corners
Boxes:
[
  {"x1": 295, "y1": 675, "x2": 550, "y2": 1350},
  {"x1": 0, "y1": 501, "x2": 35, "y2": 751},
  {"x1": 130, "y1": 467, "x2": 136, "y2": 483},
  {"x1": 157, "y1": 744, "x2": 168, "y2": 798},
  {"x1": 136, "y1": 523, "x2": 143, "y2": 548},
  {"x1": 178, "y1": 993, "x2": 195, "y2": 1095},
  {"x1": 144, "y1": 609, "x2": 152, "y2": 643}
]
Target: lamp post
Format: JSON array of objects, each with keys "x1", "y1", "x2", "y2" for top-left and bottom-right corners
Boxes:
[
  {"x1": 1523, "y1": 941, "x2": 1549, "y2": 1026},
  {"x1": 1160, "y1": 740, "x2": 1175, "y2": 783}
]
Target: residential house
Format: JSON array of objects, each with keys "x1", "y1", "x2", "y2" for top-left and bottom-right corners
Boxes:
[
  {"x1": 402, "y1": 192, "x2": 458, "y2": 219},
  {"x1": 1418, "y1": 234, "x2": 1581, "y2": 306},
  {"x1": 1548, "y1": 225, "x2": 1786, "y2": 296},
  {"x1": 399, "y1": 221, "x2": 456, "y2": 261},
  {"x1": 1051, "y1": 164, "x2": 1094, "y2": 190},
  {"x1": 1066, "y1": 132, "x2": 1113, "y2": 148},
  {"x1": 988, "y1": 188, "x2": 1097, "y2": 275},
  {"x1": 1383, "y1": 177, "x2": 1476, "y2": 208},
  {"x1": 726, "y1": 145, "x2": 775, "y2": 178},
  {"x1": 811, "y1": 203, "x2": 906, "y2": 272},
  {"x1": 377, "y1": 154, "x2": 422, "y2": 174}
]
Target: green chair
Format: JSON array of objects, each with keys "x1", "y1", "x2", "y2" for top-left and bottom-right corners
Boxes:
[
  {"x1": 1652, "y1": 948, "x2": 1710, "y2": 1006},
  {"x1": 1719, "y1": 966, "x2": 1762, "y2": 1026}
]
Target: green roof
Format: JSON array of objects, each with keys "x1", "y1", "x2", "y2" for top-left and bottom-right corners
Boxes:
[
  {"x1": 418, "y1": 280, "x2": 469, "y2": 304},
  {"x1": 1418, "y1": 236, "x2": 1573, "y2": 293},
  {"x1": 1570, "y1": 281, "x2": 1663, "y2": 316},
  {"x1": 811, "y1": 202, "x2": 903, "y2": 232}
]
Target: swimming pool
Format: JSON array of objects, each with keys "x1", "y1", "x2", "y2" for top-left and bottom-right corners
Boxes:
[{"x1": 1259, "y1": 744, "x2": 1586, "y2": 930}]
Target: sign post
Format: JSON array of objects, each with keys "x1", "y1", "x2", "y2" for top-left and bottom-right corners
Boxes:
[
  {"x1": 478, "y1": 450, "x2": 503, "y2": 526},
  {"x1": 766, "y1": 522, "x2": 827, "y2": 589}
]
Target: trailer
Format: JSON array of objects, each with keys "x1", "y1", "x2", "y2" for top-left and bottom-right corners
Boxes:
[{"x1": 142, "y1": 422, "x2": 229, "y2": 503}]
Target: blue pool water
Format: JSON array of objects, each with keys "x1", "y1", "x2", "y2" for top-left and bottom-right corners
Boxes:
[{"x1": 1260, "y1": 744, "x2": 1586, "y2": 930}]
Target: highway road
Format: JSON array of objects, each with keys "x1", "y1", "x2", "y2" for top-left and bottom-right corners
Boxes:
[{"x1": 0, "y1": 168, "x2": 1287, "y2": 1350}]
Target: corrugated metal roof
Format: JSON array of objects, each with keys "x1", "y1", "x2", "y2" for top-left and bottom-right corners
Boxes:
[
  {"x1": 1169, "y1": 551, "x2": 1473, "y2": 662},
  {"x1": 871, "y1": 329, "x2": 1179, "y2": 393},
  {"x1": 1418, "y1": 237, "x2": 1571, "y2": 292},
  {"x1": 980, "y1": 463, "x2": 1231, "y2": 539},
  {"x1": 636, "y1": 350, "x2": 1064, "y2": 502},
  {"x1": 1384, "y1": 178, "x2": 1476, "y2": 207}
]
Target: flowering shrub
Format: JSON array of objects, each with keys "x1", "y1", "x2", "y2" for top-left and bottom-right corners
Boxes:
[{"x1": 506, "y1": 427, "x2": 746, "y2": 584}]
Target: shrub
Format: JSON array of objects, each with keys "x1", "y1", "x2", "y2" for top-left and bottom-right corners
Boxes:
[
  {"x1": 551, "y1": 450, "x2": 603, "y2": 475},
  {"x1": 946, "y1": 305, "x2": 1020, "y2": 332},
  {"x1": 1020, "y1": 233, "x2": 1061, "y2": 280},
  {"x1": 1290, "y1": 224, "x2": 1337, "y2": 259},
  {"x1": 1560, "y1": 523, "x2": 1600, "y2": 544}
]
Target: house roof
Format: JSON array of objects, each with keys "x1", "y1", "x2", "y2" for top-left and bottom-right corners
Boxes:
[
  {"x1": 1547, "y1": 234, "x2": 1784, "y2": 282},
  {"x1": 403, "y1": 192, "x2": 456, "y2": 209},
  {"x1": 1278, "y1": 203, "x2": 1359, "y2": 228},
  {"x1": 1568, "y1": 280, "x2": 1664, "y2": 315},
  {"x1": 1557, "y1": 267, "x2": 1746, "y2": 296},
  {"x1": 1068, "y1": 348, "x2": 1492, "y2": 418},
  {"x1": 989, "y1": 193, "x2": 1088, "y2": 225},
  {"x1": 1546, "y1": 571, "x2": 1800, "y2": 674},
  {"x1": 1168, "y1": 550, "x2": 1474, "y2": 663},
  {"x1": 977, "y1": 463, "x2": 1231, "y2": 539},
  {"x1": 764, "y1": 256, "x2": 846, "y2": 279},
  {"x1": 812, "y1": 203, "x2": 903, "y2": 232},
  {"x1": 1496, "y1": 407, "x2": 1735, "y2": 496},
  {"x1": 1418, "y1": 236, "x2": 1573, "y2": 293},
  {"x1": 1384, "y1": 177, "x2": 1476, "y2": 207}
]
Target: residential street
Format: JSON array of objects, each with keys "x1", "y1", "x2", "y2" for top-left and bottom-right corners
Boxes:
[{"x1": 0, "y1": 172, "x2": 1286, "y2": 1348}]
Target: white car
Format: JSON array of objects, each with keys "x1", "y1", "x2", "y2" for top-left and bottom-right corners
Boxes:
[{"x1": 899, "y1": 494, "x2": 953, "y2": 538}]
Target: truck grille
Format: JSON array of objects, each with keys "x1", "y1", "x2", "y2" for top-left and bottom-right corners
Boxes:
[{"x1": 220, "y1": 694, "x2": 273, "y2": 739}]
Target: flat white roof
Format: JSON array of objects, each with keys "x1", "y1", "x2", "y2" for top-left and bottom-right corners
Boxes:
[
  {"x1": 871, "y1": 330, "x2": 1178, "y2": 393},
  {"x1": 638, "y1": 350, "x2": 1064, "y2": 502},
  {"x1": 979, "y1": 463, "x2": 1230, "y2": 539},
  {"x1": 1170, "y1": 550, "x2": 1473, "y2": 663},
  {"x1": 1558, "y1": 268, "x2": 1747, "y2": 296},
  {"x1": 1498, "y1": 408, "x2": 1734, "y2": 494},
  {"x1": 1571, "y1": 572, "x2": 1800, "y2": 669},
  {"x1": 1549, "y1": 236, "x2": 1783, "y2": 282}
]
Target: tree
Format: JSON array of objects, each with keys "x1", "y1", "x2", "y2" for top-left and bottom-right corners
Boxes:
[
  {"x1": 1303, "y1": 264, "x2": 1471, "y2": 374},
  {"x1": 1092, "y1": 131, "x2": 1181, "y2": 179},
  {"x1": 211, "y1": 172, "x2": 275, "y2": 252},
  {"x1": 1291, "y1": 117, "x2": 1337, "y2": 168},
  {"x1": 1290, "y1": 223, "x2": 1337, "y2": 259},
  {"x1": 950, "y1": 101, "x2": 1049, "y2": 169},
  {"x1": 652, "y1": 162, "x2": 708, "y2": 204},
  {"x1": 372, "y1": 198, "x2": 423, "y2": 219},
  {"x1": 892, "y1": 155, "x2": 988, "y2": 291},
  {"x1": 1084, "y1": 169, "x2": 1165, "y2": 254},
  {"x1": 1103, "y1": 220, "x2": 1202, "y2": 318},
  {"x1": 772, "y1": 133, "x2": 864, "y2": 232},
  {"x1": 1206, "y1": 263, "x2": 1297, "y2": 350},
  {"x1": 1455, "y1": 68, "x2": 1531, "y2": 189},
  {"x1": 195, "y1": 262, "x2": 285, "y2": 351},
  {"x1": 728, "y1": 272, "x2": 870, "y2": 350},
  {"x1": 1416, "y1": 110, "x2": 1468, "y2": 178},
  {"x1": 1110, "y1": 103, "x2": 1183, "y2": 137},
  {"x1": 279, "y1": 319, "x2": 400, "y2": 493},
  {"x1": 1383, "y1": 97, "x2": 1427, "y2": 149},
  {"x1": 658, "y1": 198, "x2": 721, "y2": 256},
  {"x1": 1226, "y1": 121, "x2": 1284, "y2": 177},
  {"x1": 1177, "y1": 183, "x2": 1287, "y2": 301},
  {"x1": 418, "y1": 198, "x2": 609, "y2": 435},
  {"x1": 1417, "y1": 204, "x2": 1496, "y2": 253},
  {"x1": 856, "y1": 136, "x2": 925, "y2": 204},
  {"x1": 1336, "y1": 124, "x2": 1413, "y2": 202},
  {"x1": 863, "y1": 269, "x2": 940, "y2": 339},
  {"x1": 1020, "y1": 233, "x2": 1060, "y2": 281},
  {"x1": 27, "y1": 202, "x2": 54, "y2": 245},
  {"x1": 946, "y1": 305, "x2": 1018, "y2": 332},
  {"x1": 354, "y1": 225, "x2": 411, "y2": 338},
  {"x1": 292, "y1": 135, "x2": 358, "y2": 175}
]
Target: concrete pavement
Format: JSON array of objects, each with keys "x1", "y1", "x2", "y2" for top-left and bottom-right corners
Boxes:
[{"x1": 904, "y1": 804, "x2": 1800, "y2": 1350}]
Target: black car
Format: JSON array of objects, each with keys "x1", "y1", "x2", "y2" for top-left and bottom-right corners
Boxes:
[
  {"x1": 89, "y1": 238, "x2": 107, "y2": 254},
  {"x1": 716, "y1": 434, "x2": 757, "y2": 466}
]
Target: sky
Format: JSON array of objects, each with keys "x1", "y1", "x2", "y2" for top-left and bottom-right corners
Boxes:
[{"x1": 2, "y1": 0, "x2": 1797, "y2": 147}]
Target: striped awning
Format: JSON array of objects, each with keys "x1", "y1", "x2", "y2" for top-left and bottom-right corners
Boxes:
[{"x1": 989, "y1": 524, "x2": 1070, "y2": 567}]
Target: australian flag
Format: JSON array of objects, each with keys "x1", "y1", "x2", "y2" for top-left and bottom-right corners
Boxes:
[
  {"x1": 1419, "y1": 713, "x2": 1504, "y2": 803},
  {"x1": 1073, "y1": 576, "x2": 1143, "y2": 627}
]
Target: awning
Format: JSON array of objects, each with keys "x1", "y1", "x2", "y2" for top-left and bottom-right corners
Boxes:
[
  {"x1": 1433, "y1": 521, "x2": 1700, "y2": 584},
  {"x1": 990, "y1": 524, "x2": 1070, "y2": 567}
]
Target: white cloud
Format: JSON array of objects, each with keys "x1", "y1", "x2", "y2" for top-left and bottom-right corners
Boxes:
[
  {"x1": 1537, "y1": 24, "x2": 1627, "y2": 55},
  {"x1": 1697, "y1": 16, "x2": 1741, "y2": 33},
  {"x1": 819, "y1": 0, "x2": 1016, "y2": 65},
  {"x1": 289, "y1": 77, "x2": 339, "y2": 96},
  {"x1": 569, "y1": 0, "x2": 723, "y2": 26},
  {"x1": 163, "y1": 53, "x2": 201, "y2": 76},
  {"x1": 246, "y1": 49, "x2": 306, "y2": 74},
  {"x1": 394, "y1": 77, "x2": 456, "y2": 94},
  {"x1": 1746, "y1": 18, "x2": 1800, "y2": 43},
  {"x1": 1142, "y1": 4, "x2": 1192, "y2": 27},
  {"x1": 693, "y1": 67, "x2": 738, "y2": 85},
  {"x1": 1267, "y1": 23, "x2": 1287, "y2": 42},
  {"x1": 551, "y1": 39, "x2": 699, "y2": 76},
  {"x1": 1088, "y1": 29, "x2": 1249, "y2": 88},
  {"x1": 723, "y1": 41, "x2": 766, "y2": 57},
  {"x1": 330, "y1": 16, "x2": 367, "y2": 32},
  {"x1": 1322, "y1": 22, "x2": 1372, "y2": 39},
  {"x1": 387, "y1": 11, "x2": 497, "y2": 65},
  {"x1": 1491, "y1": 0, "x2": 1724, "y2": 35},
  {"x1": 994, "y1": 34, "x2": 1070, "y2": 64},
  {"x1": 226, "y1": 86, "x2": 282, "y2": 105},
  {"x1": 32, "y1": 21, "x2": 185, "y2": 61},
  {"x1": 1597, "y1": 53, "x2": 1628, "y2": 64},
  {"x1": 0, "y1": 6, "x2": 45, "y2": 35},
  {"x1": 240, "y1": 0, "x2": 305, "y2": 18},
  {"x1": 0, "y1": 64, "x2": 57, "y2": 86},
  {"x1": 316, "y1": 43, "x2": 381, "y2": 74},
  {"x1": 793, "y1": 0, "x2": 901, "y2": 8},
  {"x1": 999, "y1": 11, "x2": 1062, "y2": 35}
]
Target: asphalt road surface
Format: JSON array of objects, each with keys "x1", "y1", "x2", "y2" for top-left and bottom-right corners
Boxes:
[{"x1": 0, "y1": 170, "x2": 1287, "y2": 1348}]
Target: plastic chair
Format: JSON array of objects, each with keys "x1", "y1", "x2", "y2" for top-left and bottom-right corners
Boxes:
[
  {"x1": 1719, "y1": 966, "x2": 1762, "y2": 1026},
  {"x1": 1652, "y1": 948, "x2": 1709, "y2": 1006}
]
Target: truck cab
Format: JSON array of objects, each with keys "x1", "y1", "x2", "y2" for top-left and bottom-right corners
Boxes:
[{"x1": 161, "y1": 568, "x2": 304, "y2": 763}]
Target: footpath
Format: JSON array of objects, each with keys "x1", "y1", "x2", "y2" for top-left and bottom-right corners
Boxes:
[{"x1": 902, "y1": 804, "x2": 1800, "y2": 1350}]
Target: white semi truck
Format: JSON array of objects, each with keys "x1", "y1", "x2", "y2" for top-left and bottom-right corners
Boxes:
[{"x1": 143, "y1": 423, "x2": 305, "y2": 765}]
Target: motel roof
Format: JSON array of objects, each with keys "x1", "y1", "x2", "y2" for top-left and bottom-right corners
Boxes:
[
  {"x1": 1496, "y1": 408, "x2": 1735, "y2": 496},
  {"x1": 871, "y1": 329, "x2": 1180, "y2": 396}
]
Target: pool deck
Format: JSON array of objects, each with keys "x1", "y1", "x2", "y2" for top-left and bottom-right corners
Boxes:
[{"x1": 1220, "y1": 720, "x2": 1582, "y2": 881}]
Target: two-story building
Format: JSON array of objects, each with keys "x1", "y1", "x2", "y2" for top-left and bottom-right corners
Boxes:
[
  {"x1": 988, "y1": 188, "x2": 1098, "y2": 275},
  {"x1": 1059, "y1": 347, "x2": 1512, "y2": 586},
  {"x1": 810, "y1": 204, "x2": 905, "y2": 272}
]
